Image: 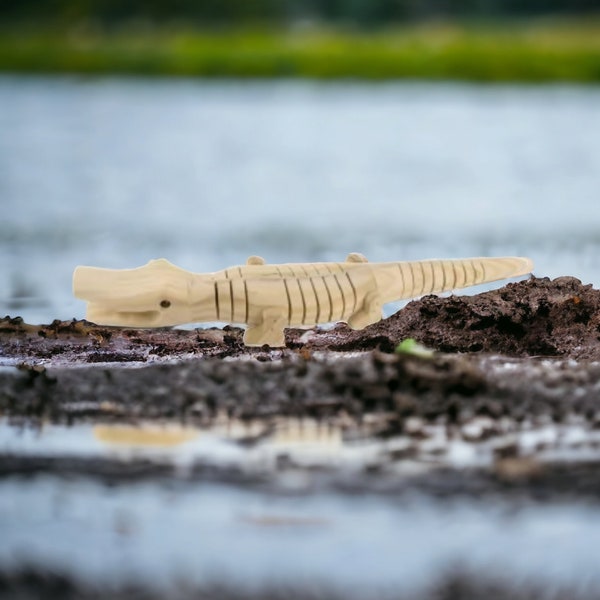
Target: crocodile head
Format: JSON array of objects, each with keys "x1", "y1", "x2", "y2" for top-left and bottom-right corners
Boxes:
[{"x1": 73, "y1": 259, "x2": 197, "y2": 328}]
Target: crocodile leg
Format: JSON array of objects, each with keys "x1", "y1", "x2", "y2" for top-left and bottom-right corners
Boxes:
[
  {"x1": 346, "y1": 253, "x2": 368, "y2": 263},
  {"x1": 243, "y1": 307, "x2": 287, "y2": 347},
  {"x1": 347, "y1": 289, "x2": 383, "y2": 330}
]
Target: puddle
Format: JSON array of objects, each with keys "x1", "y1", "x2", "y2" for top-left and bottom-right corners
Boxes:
[
  {"x1": 3, "y1": 416, "x2": 600, "y2": 593},
  {"x1": 0, "y1": 418, "x2": 371, "y2": 475},
  {"x1": 1, "y1": 477, "x2": 600, "y2": 595}
]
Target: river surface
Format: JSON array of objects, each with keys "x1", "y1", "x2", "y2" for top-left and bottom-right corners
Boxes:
[{"x1": 1, "y1": 76, "x2": 600, "y2": 323}]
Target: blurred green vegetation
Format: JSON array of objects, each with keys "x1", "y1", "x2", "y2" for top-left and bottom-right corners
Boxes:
[
  {"x1": 1, "y1": 0, "x2": 599, "y2": 81},
  {"x1": 2, "y1": 0, "x2": 599, "y2": 27},
  {"x1": 1, "y1": 21, "x2": 599, "y2": 81}
]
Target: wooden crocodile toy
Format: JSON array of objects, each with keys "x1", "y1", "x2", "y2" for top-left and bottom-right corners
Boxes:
[{"x1": 73, "y1": 254, "x2": 533, "y2": 347}]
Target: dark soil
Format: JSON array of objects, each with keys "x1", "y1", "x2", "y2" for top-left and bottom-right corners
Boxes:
[
  {"x1": 2, "y1": 347, "x2": 600, "y2": 428},
  {"x1": 295, "y1": 275, "x2": 600, "y2": 357}
]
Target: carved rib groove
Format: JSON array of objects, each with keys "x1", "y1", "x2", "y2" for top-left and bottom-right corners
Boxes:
[
  {"x1": 418, "y1": 262, "x2": 426, "y2": 295},
  {"x1": 298, "y1": 279, "x2": 307, "y2": 325},
  {"x1": 243, "y1": 279, "x2": 249, "y2": 324},
  {"x1": 397, "y1": 264, "x2": 405, "y2": 295},
  {"x1": 345, "y1": 272, "x2": 358, "y2": 313},
  {"x1": 440, "y1": 260, "x2": 446, "y2": 292},
  {"x1": 309, "y1": 277, "x2": 321, "y2": 323},
  {"x1": 429, "y1": 261, "x2": 436, "y2": 293},
  {"x1": 450, "y1": 261, "x2": 457, "y2": 290},
  {"x1": 407, "y1": 262, "x2": 415, "y2": 296},
  {"x1": 214, "y1": 281, "x2": 220, "y2": 321},
  {"x1": 461, "y1": 261, "x2": 468, "y2": 288},
  {"x1": 229, "y1": 280, "x2": 234, "y2": 323},
  {"x1": 322, "y1": 276, "x2": 333, "y2": 322},
  {"x1": 283, "y1": 279, "x2": 292, "y2": 325},
  {"x1": 470, "y1": 259, "x2": 478, "y2": 285},
  {"x1": 333, "y1": 273, "x2": 346, "y2": 319}
]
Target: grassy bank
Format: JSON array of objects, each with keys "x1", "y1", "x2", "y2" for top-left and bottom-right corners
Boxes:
[{"x1": 1, "y1": 20, "x2": 600, "y2": 82}]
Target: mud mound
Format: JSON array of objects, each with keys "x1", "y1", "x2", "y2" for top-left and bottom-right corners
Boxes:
[{"x1": 298, "y1": 276, "x2": 600, "y2": 358}]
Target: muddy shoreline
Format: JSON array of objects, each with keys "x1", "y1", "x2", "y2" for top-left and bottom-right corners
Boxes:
[
  {"x1": 2, "y1": 275, "x2": 600, "y2": 364},
  {"x1": 2, "y1": 277, "x2": 600, "y2": 429},
  {"x1": 2, "y1": 275, "x2": 600, "y2": 499}
]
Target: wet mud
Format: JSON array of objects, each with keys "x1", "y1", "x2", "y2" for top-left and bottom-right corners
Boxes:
[{"x1": 1, "y1": 347, "x2": 600, "y2": 432}]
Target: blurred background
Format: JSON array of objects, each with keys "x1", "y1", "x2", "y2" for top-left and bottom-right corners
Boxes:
[
  {"x1": 3, "y1": 4, "x2": 600, "y2": 599},
  {"x1": 0, "y1": 1, "x2": 599, "y2": 323}
]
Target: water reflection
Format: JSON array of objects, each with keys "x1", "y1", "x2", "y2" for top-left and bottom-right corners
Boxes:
[
  {"x1": 2, "y1": 413, "x2": 600, "y2": 473},
  {"x1": 94, "y1": 424, "x2": 199, "y2": 447},
  {"x1": 3, "y1": 415, "x2": 600, "y2": 592}
]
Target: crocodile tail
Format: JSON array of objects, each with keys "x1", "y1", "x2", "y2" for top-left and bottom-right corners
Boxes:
[{"x1": 380, "y1": 256, "x2": 533, "y2": 302}]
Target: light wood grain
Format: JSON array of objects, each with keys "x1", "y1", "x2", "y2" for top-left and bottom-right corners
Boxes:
[{"x1": 73, "y1": 255, "x2": 533, "y2": 346}]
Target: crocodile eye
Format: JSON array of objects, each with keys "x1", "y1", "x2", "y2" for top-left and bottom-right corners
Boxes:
[{"x1": 160, "y1": 299, "x2": 171, "y2": 308}]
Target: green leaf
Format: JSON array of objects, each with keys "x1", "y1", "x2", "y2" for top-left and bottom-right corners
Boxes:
[{"x1": 395, "y1": 338, "x2": 434, "y2": 358}]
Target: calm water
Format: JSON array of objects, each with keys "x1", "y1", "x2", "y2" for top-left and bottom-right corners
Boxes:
[{"x1": 1, "y1": 76, "x2": 600, "y2": 323}]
